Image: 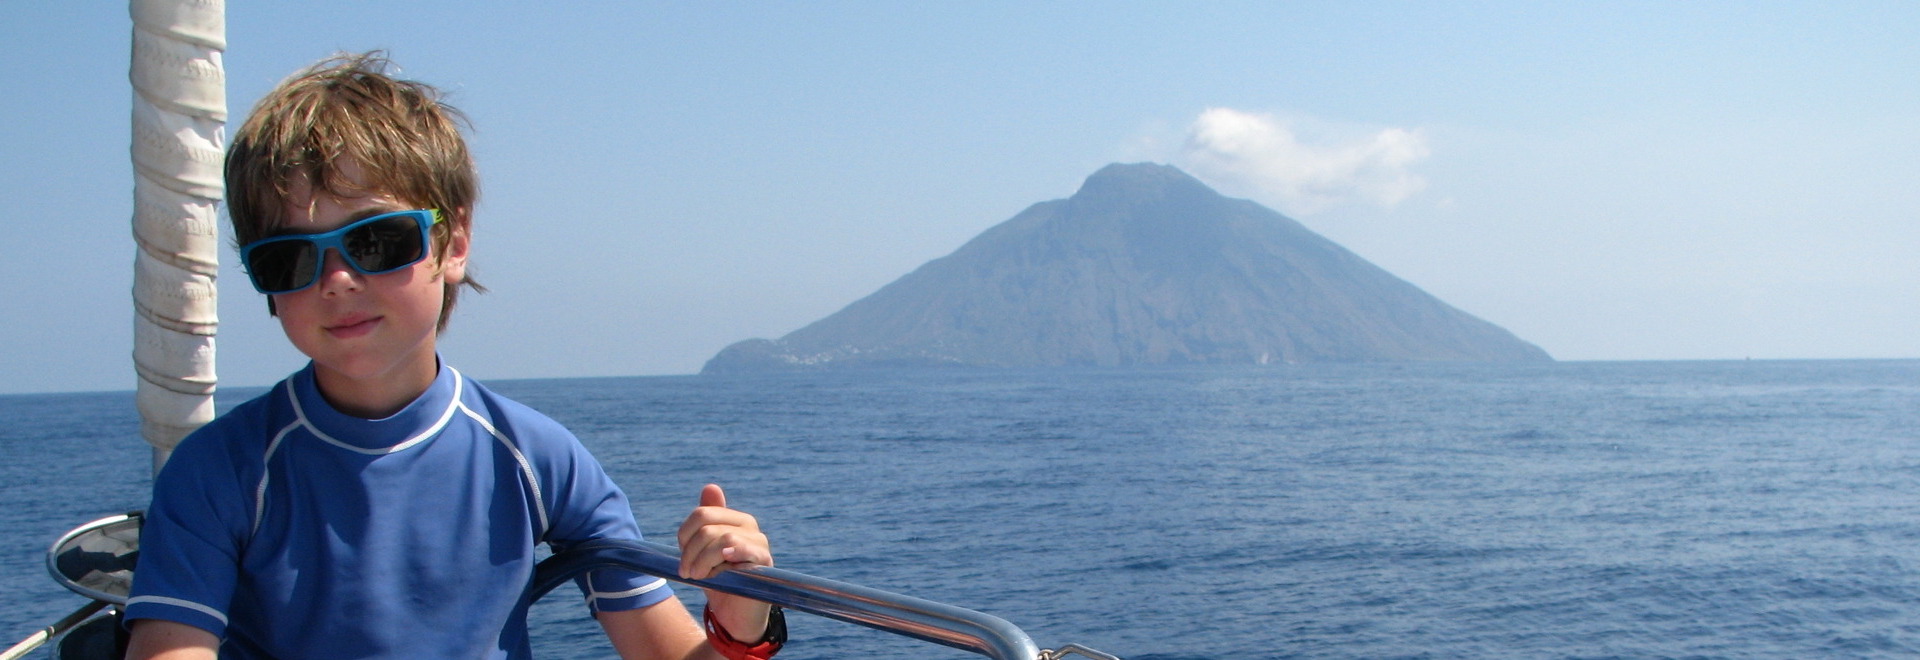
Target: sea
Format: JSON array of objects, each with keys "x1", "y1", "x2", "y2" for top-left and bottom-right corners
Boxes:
[{"x1": 3, "y1": 360, "x2": 1920, "y2": 659}]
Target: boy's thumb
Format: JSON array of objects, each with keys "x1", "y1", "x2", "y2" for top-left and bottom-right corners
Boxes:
[{"x1": 700, "y1": 483, "x2": 728, "y2": 510}]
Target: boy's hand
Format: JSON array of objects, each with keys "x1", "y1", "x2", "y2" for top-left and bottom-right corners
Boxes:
[
  {"x1": 678, "y1": 484, "x2": 775, "y2": 642},
  {"x1": 676, "y1": 483, "x2": 772, "y2": 580}
]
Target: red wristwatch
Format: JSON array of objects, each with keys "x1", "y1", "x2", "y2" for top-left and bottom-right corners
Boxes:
[{"x1": 703, "y1": 605, "x2": 786, "y2": 660}]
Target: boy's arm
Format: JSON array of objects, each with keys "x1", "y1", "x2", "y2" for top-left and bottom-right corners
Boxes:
[
  {"x1": 125, "y1": 619, "x2": 218, "y2": 660},
  {"x1": 600, "y1": 484, "x2": 777, "y2": 660},
  {"x1": 598, "y1": 597, "x2": 778, "y2": 660},
  {"x1": 597, "y1": 596, "x2": 714, "y2": 660}
]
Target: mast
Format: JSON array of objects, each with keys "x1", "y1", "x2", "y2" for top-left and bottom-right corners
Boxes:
[{"x1": 129, "y1": 0, "x2": 224, "y2": 471}]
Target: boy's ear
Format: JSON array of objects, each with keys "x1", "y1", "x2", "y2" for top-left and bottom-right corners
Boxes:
[{"x1": 439, "y1": 210, "x2": 471, "y2": 284}]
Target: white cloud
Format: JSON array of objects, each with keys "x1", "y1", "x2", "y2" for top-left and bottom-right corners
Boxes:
[{"x1": 1179, "y1": 107, "x2": 1430, "y2": 215}]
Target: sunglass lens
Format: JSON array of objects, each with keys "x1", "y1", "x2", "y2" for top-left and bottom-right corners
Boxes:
[
  {"x1": 343, "y1": 215, "x2": 427, "y2": 273},
  {"x1": 247, "y1": 241, "x2": 320, "y2": 293}
]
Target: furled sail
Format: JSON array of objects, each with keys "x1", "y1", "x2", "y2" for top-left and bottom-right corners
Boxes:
[{"x1": 129, "y1": 0, "x2": 224, "y2": 470}]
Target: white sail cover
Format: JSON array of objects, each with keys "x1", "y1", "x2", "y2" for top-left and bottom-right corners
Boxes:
[{"x1": 130, "y1": 0, "x2": 223, "y2": 466}]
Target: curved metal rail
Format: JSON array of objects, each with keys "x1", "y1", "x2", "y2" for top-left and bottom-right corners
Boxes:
[
  {"x1": 529, "y1": 538, "x2": 1053, "y2": 660},
  {"x1": 21, "y1": 516, "x2": 1118, "y2": 659}
]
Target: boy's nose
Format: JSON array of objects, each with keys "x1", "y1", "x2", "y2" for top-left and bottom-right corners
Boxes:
[{"x1": 315, "y1": 248, "x2": 364, "y2": 294}]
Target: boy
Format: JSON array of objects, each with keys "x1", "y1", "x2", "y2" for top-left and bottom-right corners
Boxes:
[{"x1": 124, "y1": 53, "x2": 782, "y2": 659}]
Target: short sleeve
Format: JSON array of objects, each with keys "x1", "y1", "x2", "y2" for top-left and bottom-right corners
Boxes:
[
  {"x1": 484, "y1": 392, "x2": 674, "y2": 614},
  {"x1": 123, "y1": 421, "x2": 258, "y2": 637}
]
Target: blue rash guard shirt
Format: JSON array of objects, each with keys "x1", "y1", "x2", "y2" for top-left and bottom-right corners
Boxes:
[{"x1": 125, "y1": 362, "x2": 673, "y2": 658}]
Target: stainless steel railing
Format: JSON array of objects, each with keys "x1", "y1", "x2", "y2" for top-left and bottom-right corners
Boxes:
[
  {"x1": 528, "y1": 538, "x2": 1119, "y2": 660},
  {"x1": 16, "y1": 514, "x2": 1120, "y2": 660}
]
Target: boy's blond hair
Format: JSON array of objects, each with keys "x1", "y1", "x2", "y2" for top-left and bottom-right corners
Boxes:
[{"x1": 226, "y1": 52, "x2": 482, "y2": 329}]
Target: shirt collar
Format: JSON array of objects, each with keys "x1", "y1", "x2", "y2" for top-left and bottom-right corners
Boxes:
[{"x1": 287, "y1": 360, "x2": 465, "y2": 454}]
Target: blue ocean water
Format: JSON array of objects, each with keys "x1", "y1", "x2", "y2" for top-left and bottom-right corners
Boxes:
[{"x1": 4, "y1": 360, "x2": 1920, "y2": 658}]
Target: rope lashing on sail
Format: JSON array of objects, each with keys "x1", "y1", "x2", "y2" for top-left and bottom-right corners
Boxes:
[{"x1": 129, "y1": 0, "x2": 225, "y2": 467}]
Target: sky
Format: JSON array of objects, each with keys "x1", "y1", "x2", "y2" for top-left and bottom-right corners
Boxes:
[{"x1": 3, "y1": 2, "x2": 1918, "y2": 395}]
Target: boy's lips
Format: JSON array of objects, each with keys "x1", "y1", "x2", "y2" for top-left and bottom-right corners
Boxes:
[{"x1": 325, "y1": 314, "x2": 381, "y2": 338}]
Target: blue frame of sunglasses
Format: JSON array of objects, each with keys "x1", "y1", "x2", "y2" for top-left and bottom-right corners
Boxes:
[{"x1": 239, "y1": 209, "x2": 443, "y2": 294}]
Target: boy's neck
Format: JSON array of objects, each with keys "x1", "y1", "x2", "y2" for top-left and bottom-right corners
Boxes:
[{"x1": 312, "y1": 357, "x2": 442, "y2": 419}]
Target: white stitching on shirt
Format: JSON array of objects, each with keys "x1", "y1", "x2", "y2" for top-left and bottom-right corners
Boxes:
[
  {"x1": 583, "y1": 576, "x2": 670, "y2": 610},
  {"x1": 251, "y1": 407, "x2": 300, "y2": 538},
  {"x1": 458, "y1": 395, "x2": 551, "y2": 538},
  {"x1": 126, "y1": 595, "x2": 231, "y2": 626}
]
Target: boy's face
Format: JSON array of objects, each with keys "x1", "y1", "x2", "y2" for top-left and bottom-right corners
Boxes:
[{"x1": 271, "y1": 159, "x2": 468, "y2": 415}]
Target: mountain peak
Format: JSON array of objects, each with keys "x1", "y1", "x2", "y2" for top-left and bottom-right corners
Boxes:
[{"x1": 1072, "y1": 162, "x2": 1215, "y2": 202}]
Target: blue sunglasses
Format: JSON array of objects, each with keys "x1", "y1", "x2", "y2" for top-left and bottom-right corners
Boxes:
[{"x1": 240, "y1": 209, "x2": 442, "y2": 294}]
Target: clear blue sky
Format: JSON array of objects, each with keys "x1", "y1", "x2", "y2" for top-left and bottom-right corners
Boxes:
[{"x1": 4, "y1": 2, "x2": 1918, "y2": 394}]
